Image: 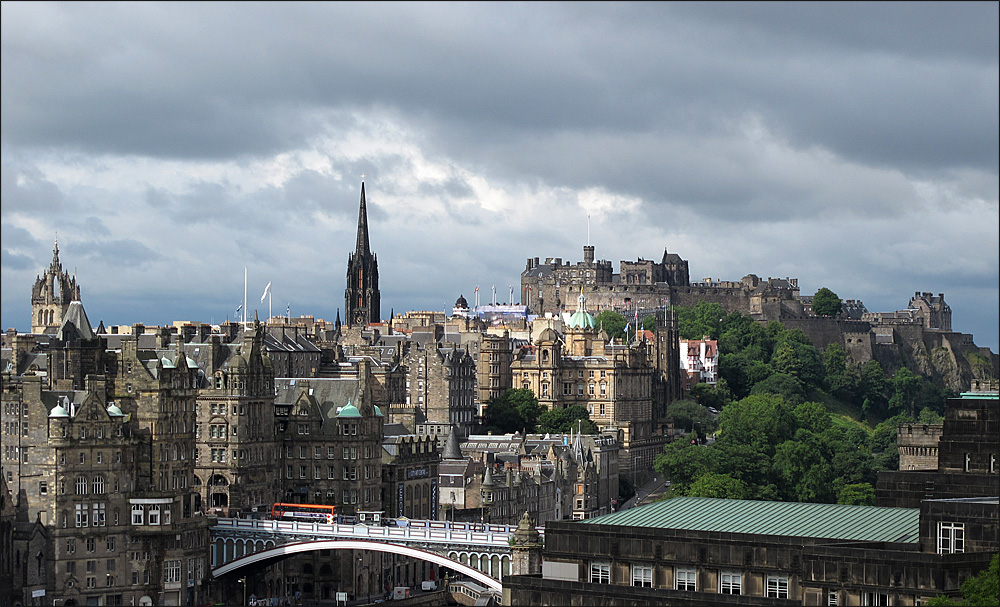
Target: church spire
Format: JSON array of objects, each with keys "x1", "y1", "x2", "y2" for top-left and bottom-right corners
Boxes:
[
  {"x1": 356, "y1": 180, "x2": 370, "y2": 258},
  {"x1": 345, "y1": 179, "x2": 381, "y2": 327}
]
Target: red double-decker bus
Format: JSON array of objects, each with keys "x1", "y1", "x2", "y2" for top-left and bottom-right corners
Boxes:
[{"x1": 270, "y1": 503, "x2": 336, "y2": 524}]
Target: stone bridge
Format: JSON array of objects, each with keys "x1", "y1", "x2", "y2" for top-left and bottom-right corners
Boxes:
[{"x1": 210, "y1": 517, "x2": 543, "y2": 589}]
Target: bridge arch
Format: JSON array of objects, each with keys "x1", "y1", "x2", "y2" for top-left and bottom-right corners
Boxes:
[{"x1": 212, "y1": 539, "x2": 502, "y2": 591}]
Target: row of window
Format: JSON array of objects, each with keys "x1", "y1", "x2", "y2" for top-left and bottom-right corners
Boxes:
[
  {"x1": 285, "y1": 445, "x2": 374, "y2": 460},
  {"x1": 60, "y1": 450, "x2": 123, "y2": 465},
  {"x1": 65, "y1": 536, "x2": 115, "y2": 554},
  {"x1": 285, "y1": 464, "x2": 379, "y2": 480},
  {"x1": 131, "y1": 504, "x2": 172, "y2": 526},
  {"x1": 588, "y1": 563, "x2": 789, "y2": 598}
]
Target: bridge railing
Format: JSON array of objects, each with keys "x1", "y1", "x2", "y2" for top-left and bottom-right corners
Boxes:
[{"x1": 213, "y1": 518, "x2": 516, "y2": 547}]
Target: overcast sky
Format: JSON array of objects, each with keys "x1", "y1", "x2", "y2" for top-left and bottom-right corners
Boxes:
[{"x1": 2, "y1": 2, "x2": 997, "y2": 351}]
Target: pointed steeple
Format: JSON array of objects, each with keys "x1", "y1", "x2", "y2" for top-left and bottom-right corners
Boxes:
[
  {"x1": 356, "y1": 181, "x2": 370, "y2": 258},
  {"x1": 442, "y1": 427, "x2": 463, "y2": 460},
  {"x1": 345, "y1": 180, "x2": 381, "y2": 327}
]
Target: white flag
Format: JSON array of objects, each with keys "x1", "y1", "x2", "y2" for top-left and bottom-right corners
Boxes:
[{"x1": 260, "y1": 281, "x2": 271, "y2": 302}]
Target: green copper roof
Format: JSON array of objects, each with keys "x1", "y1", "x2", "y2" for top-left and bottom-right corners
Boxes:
[
  {"x1": 337, "y1": 400, "x2": 361, "y2": 418},
  {"x1": 583, "y1": 497, "x2": 920, "y2": 543}
]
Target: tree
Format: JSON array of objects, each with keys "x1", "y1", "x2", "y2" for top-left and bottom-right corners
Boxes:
[
  {"x1": 537, "y1": 404, "x2": 598, "y2": 434},
  {"x1": 716, "y1": 394, "x2": 796, "y2": 456},
  {"x1": 750, "y1": 372, "x2": 805, "y2": 405},
  {"x1": 676, "y1": 301, "x2": 726, "y2": 340},
  {"x1": 666, "y1": 399, "x2": 717, "y2": 435},
  {"x1": 837, "y1": 483, "x2": 875, "y2": 506},
  {"x1": 889, "y1": 367, "x2": 923, "y2": 417},
  {"x1": 813, "y1": 287, "x2": 842, "y2": 317},
  {"x1": 483, "y1": 388, "x2": 542, "y2": 434},
  {"x1": 594, "y1": 310, "x2": 627, "y2": 342},
  {"x1": 687, "y1": 473, "x2": 751, "y2": 499}
]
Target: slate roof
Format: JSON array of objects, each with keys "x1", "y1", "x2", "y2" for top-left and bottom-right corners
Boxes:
[{"x1": 583, "y1": 496, "x2": 921, "y2": 543}]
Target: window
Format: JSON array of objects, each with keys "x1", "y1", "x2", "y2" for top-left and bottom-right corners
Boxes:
[
  {"x1": 164, "y1": 560, "x2": 181, "y2": 583},
  {"x1": 67, "y1": 538, "x2": 76, "y2": 554},
  {"x1": 131, "y1": 505, "x2": 143, "y2": 525},
  {"x1": 589, "y1": 561, "x2": 610, "y2": 584},
  {"x1": 938, "y1": 522, "x2": 965, "y2": 554},
  {"x1": 314, "y1": 446, "x2": 321, "y2": 459},
  {"x1": 76, "y1": 476, "x2": 89, "y2": 495},
  {"x1": 148, "y1": 505, "x2": 160, "y2": 525},
  {"x1": 828, "y1": 590, "x2": 840, "y2": 606},
  {"x1": 719, "y1": 570, "x2": 742, "y2": 594},
  {"x1": 92, "y1": 475, "x2": 106, "y2": 494},
  {"x1": 39, "y1": 481, "x2": 47, "y2": 495},
  {"x1": 93, "y1": 503, "x2": 106, "y2": 526},
  {"x1": 75, "y1": 503, "x2": 89, "y2": 527},
  {"x1": 107, "y1": 536, "x2": 116, "y2": 551},
  {"x1": 675, "y1": 567, "x2": 696, "y2": 591},
  {"x1": 632, "y1": 564, "x2": 653, "y2": 587},
  {"x1": 86, "y1": 537, "x2": 95, "y2": 552},
  {"x1": 766, "y1": 575, "x2": 789, "y2": 599},
  {"x1": 328, "y1": 447, "x2": 336, "y2": 459},
  {"x1": 861, "y1": 592, "x2": 890, "y2": 606}
]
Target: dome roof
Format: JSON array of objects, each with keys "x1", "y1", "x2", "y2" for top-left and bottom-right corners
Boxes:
[
  {"x1": 373, "y1": 405, "x2": 384, "y2": 417},
  {"x1": 106, "y1": 403, "x2": 125, "y2": 417},
  {"x1": 568, "y1": 309, "x2": 596, "y2": 330},
  {"x1": 455, "y1": 294, "x2": 469, "y2": 309},
  {"x1": 49, "y1": 403, "x2": 70, "y2": 418},
  {"x1": 536, "y1": 327, "x2": 559, "y2": 344},
  {"x1": 337, "y1": 401, "x2": 361, "y2": 418},
  {"x1": 567, "y1": 288, "x2": 596, "y2": 330},
  {"x1": 228, "y1": 354, "x2": 248, "y2": 369}
]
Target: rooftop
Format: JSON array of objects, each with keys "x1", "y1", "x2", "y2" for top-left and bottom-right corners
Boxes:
[{"x1": 582, "y1": 496, "x2": 920, "y2": 543}]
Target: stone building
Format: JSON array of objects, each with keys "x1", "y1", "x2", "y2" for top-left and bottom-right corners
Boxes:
[
  {"x1": 401, "y1": 341, "x2": 477, "y2": 439},
  {"x1": 273, "y1": 374, "x2": 385, "y2": 516},
  {"x1": 381, "y1": 425, "x2": 439, "y2": 520},
  {"x1": 1, "y1": 303, "x2": 210, "y2": 607},
  {"x1": 877, "y1": 388, "x2": 999, "y2": 508},
  {"x1": 189, "y1": 321, "x2": 278, "y2": 515},
  {"x1": 344, "y1": 181, "x2": 381, "y2": 328},
  {"x1": 510, "y1": 291, "x2": 664, "y2": 478},
  {"x1": 503, "y1": 495, "x2": 998, "y2": 606},
  {"x1": 30, "y1": 239, "x2": 82, "y2": 335}
]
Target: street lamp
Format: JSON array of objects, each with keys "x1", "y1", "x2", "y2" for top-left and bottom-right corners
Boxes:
[{"x1": 238, "y1": 576, "x2": 247, "y2": 606}]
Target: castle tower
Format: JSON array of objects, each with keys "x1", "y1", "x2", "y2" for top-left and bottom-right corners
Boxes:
[
  {"x1": 31, "y1": 237, "x2": 81, "y2": 334},
  {"x1": 345, "y1": 181, "x2": 381, "y2": 327}
]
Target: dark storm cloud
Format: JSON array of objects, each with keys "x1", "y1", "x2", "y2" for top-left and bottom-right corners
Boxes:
[
  {"x1": 5, "y1": 2, "x2": 994, "y2": 178},
  {"x1": 0, "y1": 2, "x2": 996, "y2": 349},
  {"x1": 74, "y1": 239, "x2": 163, "y2": 268}
]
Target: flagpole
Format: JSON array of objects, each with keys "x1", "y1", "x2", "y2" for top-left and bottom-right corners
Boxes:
[
  {"x1": 269, "y1": 289, "x2": 272, "y2": 322},
  {"x1": 243, "y1": 267, "x2": 247, "y2": 328}
]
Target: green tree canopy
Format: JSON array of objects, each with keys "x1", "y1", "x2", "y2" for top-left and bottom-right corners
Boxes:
[
  {"x1": 594, "y1": 310, "x2": 627, "y2": 341},
  {"x1": 686, "y1": 473, "x2": 751, "y2": 500},
  {"x1": 716, "y1": 393, "x2": 796, "y2": 456},
  {"x1": 889, "y1": 367, "x2": 923, "y2": 417},
  {"x1": 666, "y1": 399, "x2": 718, "y2": 435},
  {"x1": 750, "y1": 372, "x2": 806, "y2": 405},
  {"x1": 813, "y1": 287, "x2": 843, "y2": 317},
  {"x1": 677, "y1": 301, "x2": 727, "y2": 340},
  {"x1": 837, "y1": 483, "x2": 875, "y2": 506},
  {"x1": 483, "y1": 388, "x2": 542, "y2": 434},
  {"x1": 537, "y1": 404, "x2": 598, "y2": 434}
]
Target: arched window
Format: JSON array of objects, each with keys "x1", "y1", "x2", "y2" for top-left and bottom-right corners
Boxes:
[
  {"x1": 148, "y1": 505, "x2": 161, "y2": 525},
  {"x1": 76, "y1": 476, "x2": 88, "y2": 495},
  {"x1": 131, "y1": 504, "x2": 144, "y2": 525},
  {"x1": 92, "y1": 475, "x2": 105, "y2": 494}
]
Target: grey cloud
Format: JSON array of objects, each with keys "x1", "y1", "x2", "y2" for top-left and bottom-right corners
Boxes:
[{"x1": 74, "y1": 239, "x2": 162, "y2": 268}]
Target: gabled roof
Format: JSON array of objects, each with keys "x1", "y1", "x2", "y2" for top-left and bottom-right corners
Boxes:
[{"x1": 583, "y1": 496, "x2": 920, "y2": 543}]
